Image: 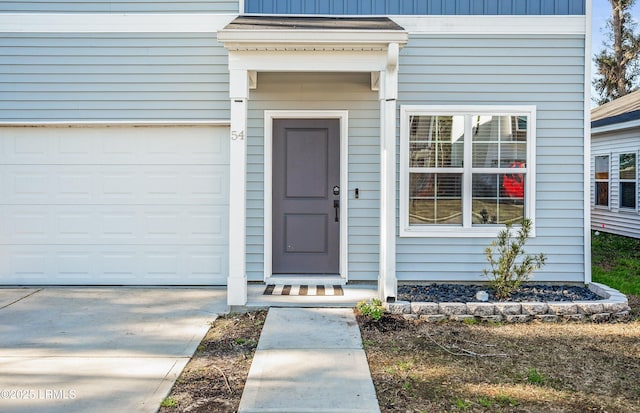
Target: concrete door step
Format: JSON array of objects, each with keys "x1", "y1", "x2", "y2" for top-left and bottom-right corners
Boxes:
[
  {"x1": 265, "y1": 275, "x2": 346, "y2": 285},
  {"x1": 243, "y1": 283, "x2": 378, "y2": 309}
]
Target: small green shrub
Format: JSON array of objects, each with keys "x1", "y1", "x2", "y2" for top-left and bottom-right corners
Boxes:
[
  {"x1": 356, "y1": 298, "x2": 384, "y2": 321},
  {"x1": 494, "y1": 394, "x2": 519, "y2": 407},
  {"x1": 477, "y1": 397, "x2": 493, "y2": 408},
  {"x1": 454, "y1": 398, "x2": 472, "y2": 410},
  {"x1": 160, "y1": 397, "x2": 178, "y2": 408},
  {"x1": 362, "y1": 339, "x2": 376, "y2": 348},
  {"x1": 397, "y1": 360, "x2": 413, "y2": 371},
  {"x1": 482, "y1": 219, "x2": 547, "y2": 298},
  {"x1": 526, "y1": 367, "x2": 547, "y2": 385}
]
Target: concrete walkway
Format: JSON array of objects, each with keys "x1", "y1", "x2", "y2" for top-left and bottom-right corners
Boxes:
[
  {"x1": 0, "y1": 287, "x2": 228, "y2": 413},
  {"x1": 238, "y1": 308, "x2": 380, "y2": 413}
]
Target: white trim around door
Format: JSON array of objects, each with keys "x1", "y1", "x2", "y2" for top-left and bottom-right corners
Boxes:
[{"x1": 264, "y1": 110, "x2": 349, "y2": 283}]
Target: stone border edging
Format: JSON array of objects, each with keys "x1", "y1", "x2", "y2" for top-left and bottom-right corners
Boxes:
[{"x1": 385, "y1": 283, "x2": 632, "y2": 323}]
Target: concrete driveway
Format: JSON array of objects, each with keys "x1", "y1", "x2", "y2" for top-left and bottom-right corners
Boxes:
[{"x1": 0, "y1": 287, "x2": 228, "y2": 413}]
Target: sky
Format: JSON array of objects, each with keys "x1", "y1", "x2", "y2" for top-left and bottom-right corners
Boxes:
[
  {"x1": 591, "y1": 0, "x2": 640, "y2": 104},
  {"x1": 592, "y1": 0, "x2": 640, "y2": 52}
]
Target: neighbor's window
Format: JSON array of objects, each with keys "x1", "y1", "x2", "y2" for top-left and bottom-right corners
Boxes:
[
  {"x1": 594, "y1": 155, "x2": 609, "y2": 207},
  {"x1": 619, "y1": 153, "x2": 637, "y2": 210},
  {"x1": 401, "y1": 106, "x2": 535, "y2": 237}
]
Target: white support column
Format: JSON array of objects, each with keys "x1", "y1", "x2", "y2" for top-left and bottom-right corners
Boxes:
[
  {"x1": 228, "y1": 69, "x2": 249, "y2": 306},
  {"x1": 378, "y1": 75, "x2": 387, "y2": 299},
  {"x1": 379, "y1": 42, "x2": 400, "y2": 301}
]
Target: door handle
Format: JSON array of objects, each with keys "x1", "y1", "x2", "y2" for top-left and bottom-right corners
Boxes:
[{"x1": 333, "y1": 200, "x2": 339, "y2": 223}]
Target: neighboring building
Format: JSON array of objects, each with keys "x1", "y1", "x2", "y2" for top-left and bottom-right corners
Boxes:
[
  {"x1": 591, "y1": 90, "x2": 640, "y2": 238},
  {"x1": 0, "y1": 0, "x2": 592, "y2": 305}
]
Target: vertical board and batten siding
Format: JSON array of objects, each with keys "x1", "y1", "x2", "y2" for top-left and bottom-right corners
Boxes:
[
  {"x1": 0, "y1": 33, "x2": 230, "y2": 122},
  {"x1": 0, "y1": 1, "x2": 237, "y2": 13},
  {"x1": 591, "y1": 128, "x2": 640, "y2": 238},
  {"x1": 397, "y1": 34, "x2": 586, "y2": 283},
  {"x1": 246, "y1": 72, "x2": 380, "y2": 282},
  {"x1": 245, "y1": 0, "x2": 585, "y2": 15}
]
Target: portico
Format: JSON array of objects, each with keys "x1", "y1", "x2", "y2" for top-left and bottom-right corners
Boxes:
[{"x1": 218, "y1": 16, "x2": 408, "y2": 305}]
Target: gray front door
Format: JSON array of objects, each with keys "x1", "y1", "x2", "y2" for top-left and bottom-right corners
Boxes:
[{"x1": 272, "y1": 118, "x2": 340, "y2": 274}]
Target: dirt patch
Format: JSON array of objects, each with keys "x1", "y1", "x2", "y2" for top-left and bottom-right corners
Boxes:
[
  {"x1": 160, "y1": 297, "x2": 640, "y2": 413},
  {"x1": 358, "y1": 304, "x2": 640, "y2": 413},
  {"x1": 629, "y1": 294, "x2": 640, "y2": 318},
  {"x1": 158, "y1": 311, "x2": 267, "y2": 413}
]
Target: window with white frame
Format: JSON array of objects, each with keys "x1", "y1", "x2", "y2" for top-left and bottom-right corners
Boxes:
[
  {"x1": 400, "y1": 106, "x2": 535, "y2": 237},
  {"x1": 594, "y1": 155, "x2": 610, "y2": 207},
  {"x1": 619, "y1": 152, "x2": 637, "y2": 210}
]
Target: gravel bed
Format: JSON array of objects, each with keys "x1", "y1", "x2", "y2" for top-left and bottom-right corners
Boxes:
[{"x1": 398, "y1": 284, "x2": 604, "y2": 303}]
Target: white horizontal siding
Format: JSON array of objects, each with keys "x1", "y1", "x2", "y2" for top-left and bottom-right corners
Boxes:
[
  {"x1": 0, "y1": 33, "x2": 230, "y2": 121},
  {"x1": 0, "y1": 1, "x2": 238, "y2": 13},
  {"x1": 246, "y1": 72, "x2": 380, "y2": 282},
  {"x1": 591, "y1": 127, "x2": 640, "y2": 238},
  {"x1": 397, "y1": 33, "x2": 586, "y2": 283}
]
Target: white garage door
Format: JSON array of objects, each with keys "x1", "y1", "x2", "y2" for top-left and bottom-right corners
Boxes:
[{"x1": 0, "y1": 125, "x2": 229, "y2": 285}]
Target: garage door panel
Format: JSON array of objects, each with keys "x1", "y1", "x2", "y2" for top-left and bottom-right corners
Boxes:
[
  {"x1": 1, "y1": 169, "x2": 50, "y2": 204},
  {"x1": 188, "y1": 211, "x2": 226, "y2": 243},
  {"x1": 100, "y1": 210, "x2": 139, "y2": 241},
  {"x1": 140, "y1": 166, "x2": 229, "y2": 204},
  {"x1": 56, "y1": 249, "x2": 94, "y2": 278},
  {"x1": 1, "y1": 245, "x2": 228, "y2": 285},
  {"x1": 185, "y1": 168, "x2": 228, "y2": 202},
  {"x1": 6, "y1": 247, "x2": 51, "y2": 280},
  {"x1": 8, "y1": 207, "x2": 52, "y2": 243},
  {"x1": 100, "y1": 170, "x2": 139, "y2": 203},
  {"x1": 0, "y1": 126, "x2": 229, "y2": 165},
  {"x1": 5, "y1": 206, "x2": 94, "y2": 243},
  {"x1": 57, "y1": 209, "x2": 94, "y2": 241},
  {"x1": 187, "y1": 250, "x2": 225, "y2": 277},
  {"x1": 1, "y1": 165, "x2": 228, "y2": 205},
  {"x1": 143, "y1": 209, "x2": 184, "y2": 243},
  {"x1": 101, "y1": 250, "x2": 139, "y2": 278},
  {"x1": 11, "y1": 132, "x2": 50, "y2": 159},
  {"x1": 2, "y1": 205, "x2": 228, "y2": 245},
  {"x1": 56, "y1": 170, "x2": 95, "y2": 203}
]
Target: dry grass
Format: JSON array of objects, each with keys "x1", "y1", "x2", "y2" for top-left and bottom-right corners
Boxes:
[
  {"x1": 359, "y1": 310, "x2": 640, "y2": 413},
  {"x1": 162, "y1": 305, "x2": 640, "y2": 413},
  {"x1": 158, "y1": 311, "x2": 267, "y2": 413}
]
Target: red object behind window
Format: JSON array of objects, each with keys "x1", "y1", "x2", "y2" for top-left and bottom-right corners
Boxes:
[{"x1": 503, "y1": 161, "x2": 524, "y2": 198}]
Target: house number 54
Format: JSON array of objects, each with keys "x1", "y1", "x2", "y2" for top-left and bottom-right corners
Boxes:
[{"x1": 231, "y1": 130, "x2": 245, "y2": 141}]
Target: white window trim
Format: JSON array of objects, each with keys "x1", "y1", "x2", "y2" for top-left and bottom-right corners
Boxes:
[
  {"x1": 400, "y1": 105, "x2": 537, "y2": 238},
  {"x1": 618, "y1": 151, "x2": 639, "y2": 213},
  {"x1": 593, "y1": 153, "x2": 611, "y2": 210}
]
